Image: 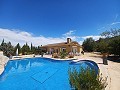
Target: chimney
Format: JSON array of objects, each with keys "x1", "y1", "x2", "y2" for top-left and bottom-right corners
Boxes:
[{"x1": 67, "y1": 38, "x2": 71, "y2": 43}]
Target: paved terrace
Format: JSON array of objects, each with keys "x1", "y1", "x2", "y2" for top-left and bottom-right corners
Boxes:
[{"x1": 0, "y1": 53, "x2": 120, "y2": 90}]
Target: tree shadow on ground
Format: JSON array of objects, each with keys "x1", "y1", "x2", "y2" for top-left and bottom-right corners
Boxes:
[
  {"x1": 107, "y1": 56, "x2": 120, "y2": 63},
  {"x1": 97, "y1": 63, "x2": 103, "y2": 64},
  {"x1": 89, "y1": 55, "x2": 102, "y2": 58}
]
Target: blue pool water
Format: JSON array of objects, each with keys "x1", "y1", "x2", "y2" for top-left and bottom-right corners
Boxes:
[{"x1": 0, "y1": 58, "x2": 98, "y2": 90}]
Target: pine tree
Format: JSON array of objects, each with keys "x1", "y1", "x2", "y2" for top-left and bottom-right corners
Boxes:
[
  {"x1": 21, "y1": 43, "x2": 30, "y2": 55},
  {"x1": 0, "y1": 41, "x2": 14, "y2": 57},
  {"x1": 31, "y1": 43, "x2": 33, "y2": 51},
  {"x1": 1, "y1": 39, "x2": 5, "y2": 46}
]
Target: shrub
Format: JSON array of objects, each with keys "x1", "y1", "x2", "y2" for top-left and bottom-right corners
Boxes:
[
  {"x1": 60, "y1": 51, "x2": 67, "y2": 59},
  {"x1": 68, "y1": 55, "x2": 74, "y2": 58},
  {"x1": 68, "y1": 67, "x2": 108, "y2": 90},
  {"x1": 52, "y1": 53, "x2": 59, "y2": 58}
]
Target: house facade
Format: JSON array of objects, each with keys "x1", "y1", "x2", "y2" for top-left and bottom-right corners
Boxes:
[{"x1": 41, "y1": 38, "x2": 83, "y2": 55}]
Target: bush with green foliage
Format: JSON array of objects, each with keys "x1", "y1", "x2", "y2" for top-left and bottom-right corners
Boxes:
[
  {"x1": 0, "y1": 39, "x2": 45, "y2": 57},
  {"x1": 96, "y1": 38, "x2": 109, "y2": 53},
  {"x1": 82, "y1": 29, "x2": 120, "y2": 56},
  {"x1": 68, "y1": 67, "x2": 107, "y2": 90},
  {"x1": 0, "y1": 39, "x2": 14, "y2": 57},
  {"x1": 60, "y1": 51, "x2": 67, "y2": 59},
  {"x1": 52, "y1": 53, "x2": 59, "y2": 58},
  {"x1": 99, "y1": 29, "x2": 120, "y2": 56},
  {"x1": 82, "y1": 37, "x2": 95, "y2": 52},
  {"x1": 108, "y1": 36, "x2": 120, "y2": 56},
  {"x1": 21, "y1": 43, "x2": 30, "y2": 55}
]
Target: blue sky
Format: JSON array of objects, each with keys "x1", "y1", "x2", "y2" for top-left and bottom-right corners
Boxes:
[{"x1": 0, "y1": 0, "x2": 120, "y2": 46}]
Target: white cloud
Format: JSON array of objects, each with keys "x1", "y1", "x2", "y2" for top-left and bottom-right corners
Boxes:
[
  {"x1": 63, "y1": 31, "x2": 101, "y2": 44},
  {"x1": 97, "y1": 14, "x2": 120, "y2": 32},
  {"x1": 112, "y1": 14, "x2": 120, "y2": 25},
  {"x1": 63, "y1": 30, "x2": 76, "y2": 36},
  {"x1": 79, "y1": 40, "x2": 84, "y2": 45},
  {"x1": 0, "y1": 28, "x2": 65, "y2": 46},
  {"x1": 111, "y1": 22, "x2": 120, "y2": 25},
  {"x1": 97, "y1": 26, "x2": 105, "y2": 31},
  {"x1": 0, "y1": 28, "x2": 102, "y2": 46},
  {"x1": 62, "y1": 30, "x2": 80, "y2": 41},
  {"x1": 82, "y1": 35, "x2": 101, "y2": 41}
]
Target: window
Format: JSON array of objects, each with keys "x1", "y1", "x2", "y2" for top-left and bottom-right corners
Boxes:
[{"x1": 62, "y1": 48, "x2": 66, "y2": 52}]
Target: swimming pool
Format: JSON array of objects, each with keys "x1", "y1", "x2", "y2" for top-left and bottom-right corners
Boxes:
[{"x1": 0, "y1": 58, "x2": 99, "y2": 90}]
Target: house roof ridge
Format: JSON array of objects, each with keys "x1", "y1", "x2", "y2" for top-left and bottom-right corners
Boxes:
[{"x1": 41, "y1": 42, "x2": 67, "y2": 47}]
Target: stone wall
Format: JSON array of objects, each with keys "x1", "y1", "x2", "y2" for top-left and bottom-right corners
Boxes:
[{"x1": 0, "y1": 54, "x2": 9, "y2": 74}]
